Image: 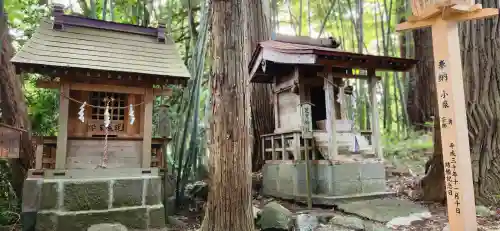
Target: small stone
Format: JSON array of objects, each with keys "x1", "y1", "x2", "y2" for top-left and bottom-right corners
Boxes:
[
  {"x1": 253, "y1": 206, "x2": 261, "y2": 219},
  {"x1": 295, "y1": 213, "x2": 319, "y2": 231},
  {"x1": 329, "y1": 215, "x2": 364, "y2": 230},
  {"x1": 256, "y1": 201, "x2": 293, "y2": 230},
  {"x1": 87, "y1": 223, "x2": 128, "y2": 231},
  {"x1": 476, "y1": 205, "x2": 494, "y2": 217}
]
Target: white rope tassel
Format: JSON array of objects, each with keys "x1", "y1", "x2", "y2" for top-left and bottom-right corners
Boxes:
[
  {"x1": 104, "y1": 105, "x2": 111, "y2": 128},
  {"x1": 129, "y1": 104, "x2": 135, "y2": 125},
  {"x1": 78, "y1": 102, "x2": 86, "y2": 122}
]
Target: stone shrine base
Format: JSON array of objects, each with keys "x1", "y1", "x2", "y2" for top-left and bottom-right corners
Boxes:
[
  {"x1": 262, "y1": 160, "x2": 393, "y2": 203},
  {"x1": 22, "y1": 168, "x2": 168, "y2": 231}
]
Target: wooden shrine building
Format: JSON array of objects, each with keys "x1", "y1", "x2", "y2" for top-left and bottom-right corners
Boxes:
[
  {"x1": 249, "y1": 36, "x2": 418, "y2": 201},
  {"x1": 12, "y1": 5, "x2": 189, "y2": 171},
  {"x1": 14, "y1": 5, "x2": 188, "y2": 230}
]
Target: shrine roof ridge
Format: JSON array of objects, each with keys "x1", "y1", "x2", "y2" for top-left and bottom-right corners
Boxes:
[{"x1": 51, "y1": 4, "x2": 165, "y2": 41}]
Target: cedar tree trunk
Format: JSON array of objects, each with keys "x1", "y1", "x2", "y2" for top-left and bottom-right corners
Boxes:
[
  {"x1": 201, "y1": 0, "x2": 254, "y2": 229},
  {"x1": 246, "y1": 0, "x2": 274, "y2": 172},
  {"x1": 408, "y1": 28, "x2": 436, "y2": 130},
  {"x1": 0, "y1": 16, "x2": 34, "y2": 199}
]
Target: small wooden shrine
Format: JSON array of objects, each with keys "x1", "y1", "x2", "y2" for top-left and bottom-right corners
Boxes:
[
  {"x1": 249, "y1": 35, "x2": 418, "y2": 201},
  {"x1": 12, "y1": 5, "x2": 189, "y2": 171},
  {"x1": 14, "y1": 5, "x2": 189, "y2": 230}
]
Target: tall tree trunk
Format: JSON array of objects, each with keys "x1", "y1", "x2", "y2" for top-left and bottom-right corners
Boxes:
[
  {"x1": 412, "y1": 27, "x2": 445, "y2": 202},
  {"x1": 0, "y1": 16, "x2": 34, "y2": 199},
  {"x1": 201, "y1": 0, "x2": 253, "y2": 229},
  {"x1": 417, "y1": 0, "x2": 500, "y2": 205},
  {"x1": 246, "y1": 0, "x2": 274, "y2": 172},
  {"x1": 461, "y1": 0, "x2": 500, "y2": 205},
  {"x1": 408, "y1": 28, "x2": 435, "y2": 130}
]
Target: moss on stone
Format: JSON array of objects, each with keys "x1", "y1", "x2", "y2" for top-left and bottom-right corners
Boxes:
[
  {"x1": 36, "y1": 213, "x2": 58, "y2": 231},
  {"x1": 63, "y1": 181, "x2": 109, "y2": 211},
  {"x1": 112, "y1": 179, "x2": 144, "y2": 207}
]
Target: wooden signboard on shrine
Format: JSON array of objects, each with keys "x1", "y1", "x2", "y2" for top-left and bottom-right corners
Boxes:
[
  {"x1": 397, "y1": 2, "x2": 499, "y2": 231},
  {"x1": 0, "y1": 123, "x2": 24, "y2": 158}
]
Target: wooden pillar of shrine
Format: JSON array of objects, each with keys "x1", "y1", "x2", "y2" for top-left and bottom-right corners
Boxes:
[
  {"x1": 324, "y1": 71, "x2": 338, "y2": 160},
  {"x1": 55, "y1": 83, "x2": 70, "y2": 169},
  {"x1": 368, "y1": 69, "x2": 382, "y2": 159},
  {"x1": 142, "y1": 88, "x2": 154, "y2": 168}
]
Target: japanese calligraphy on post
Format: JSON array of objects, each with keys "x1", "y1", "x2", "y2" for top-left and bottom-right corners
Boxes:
[
  {"x1": 300, "y1": 103, "x2": 313, "y2": 139},
  {"x1": 434, "y1": 59, "x2": 473, "y2": 223}
]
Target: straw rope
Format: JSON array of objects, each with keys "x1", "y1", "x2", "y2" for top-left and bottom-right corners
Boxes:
[{"x1": 59, "y1": 91, "x2": 145, "y2": 109}]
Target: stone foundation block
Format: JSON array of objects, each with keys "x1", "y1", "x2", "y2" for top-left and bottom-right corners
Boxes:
[
  {"x1": 22, "y1": 179, "x2": 42, "y2": 212},
  {"x1": 63, "y1": 181, "x2": 109, "y2": 211},
  {"x1": 113, "y1": 179, "x2": 144, "y2": 207},
  {"x1": 56, "y1": 208, "x2": 148, "y2": 231},
  {"x1": 40, "y1": 182, "x2": 59, "y2": 210},
  {"x1": 146, "y1": 178, "x2": 162, "y2": 205},
  {"x1": 148, "y1": 206, "x2": 166, "y2": 229},
  {"x1": 360, "y1": 163, "x2": 386, "y2": 180},
  {"x1": 361, "y1": 179, "x2": 386, "y2": 193},
  {"x1": 331, "y1": 163, "x2": 361, "y2": 182},
  {"x1": 36, "y1": 213, "x2": 58, "y2": 231},
  {"x1": 331, "y1": 181, "x2": 362, "y2": 196}
]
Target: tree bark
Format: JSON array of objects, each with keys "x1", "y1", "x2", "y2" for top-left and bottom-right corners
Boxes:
[
  {"x1": 416, "y1": 0, "x2": 500, "y2": 205},
  {"x1": 408, "y1": 28, "x2": 436, "y2": 130},
  {"x1": 246, "y1": 0, "x2": 274, "y2": 172},
  {"x1": 201, "y1": 0, "x2": 253, "y2": 229},
  {"x1": 0, "y1": 16, "x2": 34, "y2": 199},
  {"x1": 460, "y1": 0, "x2": 500, "y2": 205}
]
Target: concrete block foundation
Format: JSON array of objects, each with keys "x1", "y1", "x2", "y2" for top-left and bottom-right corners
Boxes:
[
  {"x1": 22, "y1": 168, "x2": 170, "y2": 231},
  {"x1": 262, "y1": 161, "x2": 389, "y2": 202}
]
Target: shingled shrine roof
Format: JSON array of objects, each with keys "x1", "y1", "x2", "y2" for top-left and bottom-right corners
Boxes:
[
  {"x1": 11, "y1": 6, "x2": 190, "y2": 84},
  {"x1": 249, "y1": 39, "x2": 418, "y2": 83}
]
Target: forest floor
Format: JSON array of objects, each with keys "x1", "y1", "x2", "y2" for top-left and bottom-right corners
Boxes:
[{"x1": 172, "y1": 148, "x2": 500, "y2": 231}]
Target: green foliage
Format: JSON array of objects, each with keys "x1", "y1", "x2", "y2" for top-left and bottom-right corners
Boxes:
[
  {"x1": 383, "y1": 127, "x2": 433, "y2": 158},
  {"x1": 24, "y1": 77, "x2": 59, "y2": 136},
  {"x1": 0, "y1": 160, "x2": 19, "y2": 226}
]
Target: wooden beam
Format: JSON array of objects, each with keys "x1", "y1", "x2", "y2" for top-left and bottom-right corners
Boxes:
[
  {"x1": 36, "y1": 80, "x2": 172, "y2": 96},
  {"x1": 273, "y1": 34, "x2": 339, "y2": 48},
  {"x1": 262, "y1": 49, "x2": 316, "y2": 65},
  {"x1": 396, "y1": 5, "x2": 491, "y2": 230},
  {"x1": 324, "y1": 71, "x2": 338, "y2": 160},
  {"x1": 368, "y1": 70, "x2": 382, "y2": 160},
  {"x1": 272, "y1": 77, "x2": 280, "y2": 131},
  {"x1": 397, "y1": 8, "x2": 498, "y2": 31},
  {"x1": 35, "y1": 143, "x2": 43, "y2": 169},
  {"x1": 249, "y1": 51, "x2": 263, "y2": 79},
  {"x1": 141, "y1": 88, "x2": 154, "y2": 168},
  {"x1": 55, "y1": 83, "x2": 70, "y2": 169},
  {"x1": 429, "y1": 18, "x2": 477, "y2": 231}
]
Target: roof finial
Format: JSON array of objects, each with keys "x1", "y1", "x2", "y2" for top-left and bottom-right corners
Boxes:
[
  {"x1": 157, "y1": 22, "x2": 166, "y2": 43},
  {"x1": 52, "y1": 4, "x2": 65, "y2": 30}
]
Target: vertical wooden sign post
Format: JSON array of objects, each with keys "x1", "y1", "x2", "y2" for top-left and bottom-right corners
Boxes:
[{"x1": 397, "y1": 3, "x2": 499, "y2": 231}]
